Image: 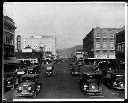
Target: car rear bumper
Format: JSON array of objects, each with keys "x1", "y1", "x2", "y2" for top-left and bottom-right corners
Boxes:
[
  {"x1": 83, "y1": 88, "x2": 102, "y2": 94},
  {"x1": 15, "y1": 92, "x2": 34, "y2": 97},
  {"x1": 113, "y1": 86, "x2": 125, "y2": 90},
  {"x1": 72, "y1": 72, "x2": 81, "y2": 75}
]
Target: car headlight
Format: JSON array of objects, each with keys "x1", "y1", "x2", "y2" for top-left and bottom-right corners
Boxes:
[
  {"x1": 19, "y1": 87, "x2": 22, "y2": 90},
  {"x1": 8, "y1": 81, "x2": 10, "y2": 84},
  {"x1": 113, "y1": 82, "x2": 117, "y2": 86},
  {"x1": 109, "y1": 68, "x2": 112, "y2": 71},
  {"x1": 28, "y1": 87, "x2": 31, "y2": 90},
  {"x1": 84, "y1": 84, "x2": 88, "y2": 88},
  {"x1": 118, "y1": 82, "x2": 124, "y2": 87}
]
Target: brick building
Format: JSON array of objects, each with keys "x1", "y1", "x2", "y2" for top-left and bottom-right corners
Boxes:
[
  {"x1": 83, "y1": 27, "x2": 124, "y2": 59},
  {"x1": 3, "y1": 15, "x2": 16, "y2": 57},
  {"x1": 115, "y1": 29, "x2": 125, "y2": 62}
]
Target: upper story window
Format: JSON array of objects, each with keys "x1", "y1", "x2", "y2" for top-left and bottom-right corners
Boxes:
[{"x1": 103, "y1": 35, "x2": 107, "y2": 38}]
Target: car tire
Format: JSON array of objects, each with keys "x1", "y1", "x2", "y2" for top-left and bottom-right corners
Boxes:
[
  {"x1": 33, "y1": 91, "x2": 37, "y2": 98},
  {"x1": 88, "y1": 82, "x2": 99, "y2": 91},
  {"x1": 11, "y1": 84, "x2": 15, "y2": 90},
  {"x1": 37, "y1": 85, "x2": 41, "y2": 93}
]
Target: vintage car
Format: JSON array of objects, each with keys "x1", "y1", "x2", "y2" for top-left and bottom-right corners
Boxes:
[
  {"x1": 69, "y1": 62, "x2": 76, "y2": 70},
  {"x1": 4, "y1": 71, "x2": 18, "y2": 92},
  {"x1": 26, "y1": 65, "x2": 40, "y2": 74},
  {"x1": 101, "y1": 69, "x2": 125, "y2": 90},
  {"x1": 94, "y1": 61, "x2": 116, "y2": 72},
  {"x1": 79, "y1": 72, "x2": 102, "y2": 95},
  {"x1": 45, "y1": 66, "x2": 54, "y2": 77},
  {"x1": 71, "y1": 65, "x2": 81, "y2": 76},
  {"x1": 15, "y1": 74, "x2": 41, "y2": 97},
  {"x1": 94, "y1": 60, "x2": 125, "y2": 90}
]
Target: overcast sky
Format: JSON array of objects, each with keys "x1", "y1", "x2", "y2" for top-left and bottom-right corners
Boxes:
[{"x1": 3, "y1": 2, "x2": 125, "y2": 49}]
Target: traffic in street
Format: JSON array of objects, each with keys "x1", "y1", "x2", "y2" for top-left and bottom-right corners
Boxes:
[{"x1": 4, "y1": 58, "x2": 125, "y2": 101}]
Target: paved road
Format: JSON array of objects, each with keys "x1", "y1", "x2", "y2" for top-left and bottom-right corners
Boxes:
[
  {"x1": 35, "y1": 60, "x2": 124, "y2": 99},
  {"x1": 4, "y1": 60, "x2": 125, "y2": 101}
]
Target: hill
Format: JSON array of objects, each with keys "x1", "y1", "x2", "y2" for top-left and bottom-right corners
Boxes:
[{"x1": 56, "y1": 45, "x2": 83, "y2": 58}]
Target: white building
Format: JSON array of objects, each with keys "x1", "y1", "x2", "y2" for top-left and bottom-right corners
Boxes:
[{"x1": 21, "y1": 35, "x2": 56, "y2": 55}]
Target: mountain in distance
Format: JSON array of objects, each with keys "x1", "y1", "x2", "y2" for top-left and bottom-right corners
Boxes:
[{"x1": 56, "y1": 45, "x2": 83, "y2": 58}]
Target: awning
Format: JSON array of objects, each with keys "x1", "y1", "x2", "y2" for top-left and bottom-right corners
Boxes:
[{"x1": 3, "y1": 57, "x2": 21, "y2": 64}]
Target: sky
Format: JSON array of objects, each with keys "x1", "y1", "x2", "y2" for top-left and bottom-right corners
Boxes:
[{"x1": 3, "y1": 2, "x2": 125, "y2": 49}]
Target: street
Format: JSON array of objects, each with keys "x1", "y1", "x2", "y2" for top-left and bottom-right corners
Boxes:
[
  {"x1": 9, "y1": 60, "x2": 124, "y2": 101},
  {"x1": 3, "y1": 59, "x2": 125, "y2": 102}
]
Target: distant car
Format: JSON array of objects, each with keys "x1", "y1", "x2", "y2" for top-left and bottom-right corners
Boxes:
[
  {"x1": 26, "y1": 65, "x2": 40, "y2": 74},
  {"x1": 71, "y1": 65, "x2": 81, "y2": 76},
  {"x1": 4, "y1": 71, "x2": 18, "y2": 92},
  {"x1": 79, "y1": 72, "x2": 102, "y2": 95},
  {"x1": 69, "y1": 62, "x2": 75, "y2": 70},
  {"x1": 45, "y1": 66, "x2": 54, "y2": 77},
  {"x1": 15, "y1": 74, "x2": 41, "y2": 98}
]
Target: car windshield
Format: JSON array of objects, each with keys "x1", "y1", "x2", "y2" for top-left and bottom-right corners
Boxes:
[
  {"x1": 21, "y1": 77, "x2": 36, "y2": 82},
  {"x1": 116, "y1": 75, "x2": 125, "y2": 81}
]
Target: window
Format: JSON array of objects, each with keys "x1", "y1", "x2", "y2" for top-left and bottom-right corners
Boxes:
[
  {"x1": 122, "y1": 44, "x2": 125, "y2": 52},
  {"x1": 119, "y1": 45, "x2": 121, "y2": 52},
  {"x1": 96, "y1": 39, "x2": 100, "y2": 42},
  {"x1": 96, "y1": 35, "x2": 100, "y2": 38},
  {"x1": 117, "y1": 45, "x2": 119, "y2": 52},
  {"x1": 103, "y1": 35, "x2": 107, "y2": 38},
  {"x1": 96, "y1": 43, "x2": 100, "y2": 50}
]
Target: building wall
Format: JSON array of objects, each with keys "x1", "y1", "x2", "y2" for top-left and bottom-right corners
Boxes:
[
  {"x1": 115, "y1": 29, "x2": 125, "y2": 62},
  {"x1": 83, "y1": 28, "x2": 94, "y2": 58},
  {"x1": 3, "y1": 15, "x2": 16, "y2": 57},
  {"x1": 83, "y1": 27, "x2": 124, "y2": 59},
  {"x1": 21, "y1": 36, "x2": 56, "y2": 55}
]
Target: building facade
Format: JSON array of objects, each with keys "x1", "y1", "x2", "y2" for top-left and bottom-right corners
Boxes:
[
  {"x1": 115, "y1": 29, "x2": 125, "y2": 62},
  {"x1": 3, "y1": 15, "x2": 16, "y2": 57},
  {"x1": 83, "y1": 27, "x2": 124, "y2": 59},
  {"x1": 21, "y1": 35, "x2": 56, "y2": 56}
]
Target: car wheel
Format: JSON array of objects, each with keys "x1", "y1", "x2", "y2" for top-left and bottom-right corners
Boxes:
[
  {"x1": 88, "y1": 83, "x2": 99, "y2": 91},
  {"x1": 37, "y1": 85, "x2": 41, "y2": 93},
  {"x1": 33, "y1": 91, "x2": 37, "y2": 98},
  {"x1": 11, "y1": 84, "x2": 15, "y2": 90}
]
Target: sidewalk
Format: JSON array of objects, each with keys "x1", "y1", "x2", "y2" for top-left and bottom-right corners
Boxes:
[{"x1": 3, "y1": 89, "x2": 14, "y2": 102}]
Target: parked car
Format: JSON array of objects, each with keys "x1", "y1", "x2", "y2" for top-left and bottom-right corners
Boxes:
[
  {"x1": 69, "y1": 62, "x2": 75, "y2": 70},
  {"x1": 102, "y1": 69, "x2": 125, "y2": 90},
  {"x1": 71, "y1": 65, "x2": 81, "y2": 76},
  {"x1": 15, "y1": 74, "x2": 41, "y2": 98},
  {"x1": 79, "y1": 72, "x2": 102, "y2": 95},
  {"x1": 26, "y1": 65, "x2": 40, "y2": 74},
  {"x1": 4, "y1": 71, "x2": 18, "y2": 92},
  {"x1": 94, "y1": 60, "x2": 125, "y2": 90}
]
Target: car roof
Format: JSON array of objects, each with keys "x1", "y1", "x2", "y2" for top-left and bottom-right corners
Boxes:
[
  {"x1": 19, "y1": 82, "x2": 35, "y2": 86},
  {"x1": 82, "y1": 72, "x2": 101, "y2": 75},
  {"x1": 22, "y1": 74, "x2": 39, "y2": 78}
]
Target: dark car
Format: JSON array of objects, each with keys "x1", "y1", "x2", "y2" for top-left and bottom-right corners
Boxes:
[
  {"x1": 26, "y1": 65, "x2": 40, "y2": 74},
  {"x1": 95, "y1": 60, "x2": 125, "y2": 90},
  {"x1": 79, "y1": 72, "x2": 102, "y2": 95},
  {"x1": 15, "y1": 74, "x2": 41, "y2": 98},
  {"x1": 45, "y1": 66, "x2": 54, "y2": 77},
  {"x1": 71, "y1": 65, "x2": 81, "y2": 76},
  {"x1": 69, "y1": 62, "x2": 76, "y2": 70},
  {"x1": 94, "y1": 61, "x2": 117, "y2": 72},
  {"x1": 102, "y1": 69, "x2": 125, "y2": 90},
  {"x1": 4, "y1": 71, "x2": 18, "y2": 92}
]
